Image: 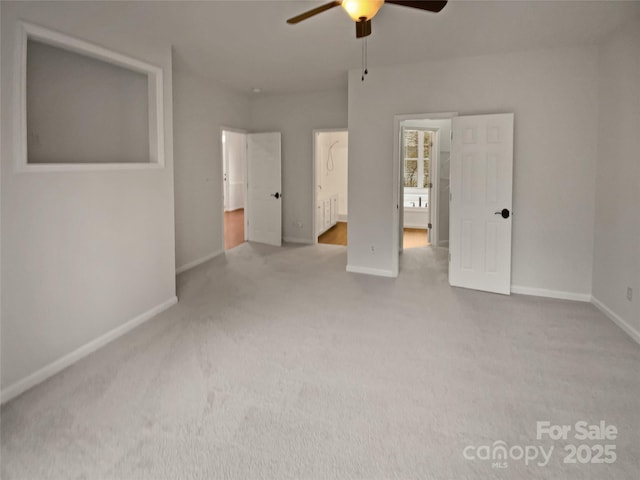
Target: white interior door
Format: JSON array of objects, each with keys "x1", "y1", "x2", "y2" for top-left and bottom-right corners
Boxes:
[
  {"x1": 449, "y1": 113, "x2": 514, "y2": 294},
  {"x1": 247, "y1": 132, "x2": 282, "y2": 246}
]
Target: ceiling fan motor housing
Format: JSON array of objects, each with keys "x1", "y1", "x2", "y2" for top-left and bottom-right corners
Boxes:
[{"x1": 356, "y1": 19, "x2": 372, "y2": 38}]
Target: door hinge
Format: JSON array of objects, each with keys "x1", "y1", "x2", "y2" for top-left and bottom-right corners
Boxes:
[
  {"x1": 449, "y1": 252, "x2": 451, "y2": 262},
  {"x1": 428, "y1": 223, "x2": 432, "y2": 229},
  {"x1": 449, "y1": 192, "x2": 452, "y2": 201}
]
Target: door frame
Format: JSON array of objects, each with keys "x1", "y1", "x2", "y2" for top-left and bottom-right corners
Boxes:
[
  {"x1": 220, "y1": 126, "x2": 248, "y2": 247},
  {"x1": 392, "y1": 112, "x2": 457, "y2": 276},
  {"x1": 312, "y1": 128, "x2": 348, "y2": 244}
]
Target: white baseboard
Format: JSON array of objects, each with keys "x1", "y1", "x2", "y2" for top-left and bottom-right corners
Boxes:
[
  {"x1": 591, "y1": 296, "x2": 640, "y2": 345},
  {"x1": 1, "y1": 296, "x2": 178, "y2": 405},
  {"x1": 439, "y1": 240, "x2": 449, "y2": 247},
  {"x1": 283, "y1": 236, "x2": 313, "y2": 245},
  {"x1": 403, "y1": 223, "x2": 428, "y2": 230},
  {"x1": 176, "y1": 249, "x2": 224, "y2": 274},
  {"x1": 346, "y1": 265, "x2": 397, "y2": 278},
  {"x1": 338, "y1": 214, "x2": 348, "y2": 222},
  {"x1": 510, "y1": 285, "x2": 591, "y2": 302}
]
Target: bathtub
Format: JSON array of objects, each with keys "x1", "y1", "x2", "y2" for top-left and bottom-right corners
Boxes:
[{"x1": 404, "y1": 193, "x2": 429, "y2": 229}]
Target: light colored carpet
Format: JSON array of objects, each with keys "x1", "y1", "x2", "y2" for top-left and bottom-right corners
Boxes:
[{"x1": 1, "y1": 243, "x2": 639, "y2": 479}]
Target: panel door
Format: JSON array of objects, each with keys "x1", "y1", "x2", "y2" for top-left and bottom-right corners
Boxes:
[
  {"x1": 247, "y1": 132, "x2": 282, "y2": 246},
  {"x1": 449, "y1": 114, "x2": 514, "y2": 294}
]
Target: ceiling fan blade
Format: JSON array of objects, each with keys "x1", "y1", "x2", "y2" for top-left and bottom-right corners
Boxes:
[
  {"x1": 287, "y1": 1, "x2": 342, "y2": 24},
  {"x1": 385, "y1": 0, "x2": 448, "y2": 13}
]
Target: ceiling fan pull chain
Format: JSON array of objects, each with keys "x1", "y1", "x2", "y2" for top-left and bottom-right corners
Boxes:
[
  {"x1": 361, "y1": 37, "x2": 369, "y2": 82},
  {"x1": 364, "y1": 37, "x2": 368, "y2": 76},
  {"x1": 361, "y1": 38, "x2": 365, "y2": 81}
]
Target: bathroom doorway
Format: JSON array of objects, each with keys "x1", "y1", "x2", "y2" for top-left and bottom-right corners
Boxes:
[
  {"x1": 401, "y1": 126, "x2": 434, "y2": 249},
  {"x1": 396, "y1": 115, "x2": 454, "y2": 253},
  {"x1": 314, "y1": 130, "x2": 348, "y2": 246},
  {"x1": 221, "y1": 128, "x2": 247, "y2": 250}
]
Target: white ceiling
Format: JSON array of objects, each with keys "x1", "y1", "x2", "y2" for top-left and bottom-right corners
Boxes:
[{"x1": 20, "y1": 1, "x2": 640, "y2": 95}]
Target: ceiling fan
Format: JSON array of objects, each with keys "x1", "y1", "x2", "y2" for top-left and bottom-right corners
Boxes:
[{"x1": 287, "y1": 0, "x2": 448, "y2": 38}]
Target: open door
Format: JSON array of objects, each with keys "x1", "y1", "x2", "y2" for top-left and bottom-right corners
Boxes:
[
  {"x1": 449, "y1": 113, "x2": 514, "y2": 294},
  {"x1": 247, "y1": 132, "x2": 282, "y2": 246}
]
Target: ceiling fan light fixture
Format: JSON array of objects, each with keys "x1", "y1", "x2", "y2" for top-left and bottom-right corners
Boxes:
[{"x1": 341, "y1": 0, "x2": 384, "y2": 22}]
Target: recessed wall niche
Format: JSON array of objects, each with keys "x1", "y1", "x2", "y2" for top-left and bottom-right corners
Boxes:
[{"x1": 17, "y1": 23, "x2": 165, "y2": 170}]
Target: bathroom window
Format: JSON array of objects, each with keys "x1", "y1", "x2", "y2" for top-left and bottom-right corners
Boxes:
[{"x1": 403, "y1": 129, "x2": 431, "y2": 189}]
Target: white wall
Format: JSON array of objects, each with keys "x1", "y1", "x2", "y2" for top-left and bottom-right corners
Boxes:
[
  {"x1": 592, "y1": 19, "x2": 640, "y2": 339},
  {"x1": 250, "y1": 89, "x2": 348, "y2": 243},
  {"x1": 1, "y1": 3, "x2": 176, "y2": 396},
  {"x1": 317, "y1": 131, "x2": 348, "y2": 219},
  {"x1": 27, "y1": 40, "x2": 149, "y2": 164},
  {"x1": 173, "y1": 58, "x2": 250, "y2": 271},
  {"x1": 348, "y1": 45, "x2": 599, "y2": 295}
]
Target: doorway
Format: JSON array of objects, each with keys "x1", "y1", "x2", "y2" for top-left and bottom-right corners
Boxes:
[
  {"x1": 314, "y1": 130, "x2": 348, "y2": 246},
  {"x1": 401, "y1": 126, "x2": 434, "y2": 249},
  {"x1": 398, "y1": 117, "x2": 453, "y2": 250},
  {"x1": 392, "y1": 112, "x2": 456, "y2": 275},
  {"x1": 221, "y1": 129, "x2": 247, "y2": 250}
]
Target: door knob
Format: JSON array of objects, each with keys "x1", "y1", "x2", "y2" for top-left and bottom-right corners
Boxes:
[
  {"x1": 494, "y1": 208, "x2": 510, "y2": 219},
  {"x1": 271, "y1": 192, "x2": 281, "y2": 199}
]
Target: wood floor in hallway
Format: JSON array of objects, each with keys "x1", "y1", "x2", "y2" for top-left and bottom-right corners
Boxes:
[
  {"x1": 318, "y1": 222, "x2": 348, "y2": 246},
  {"x1": 224, "y1": 208, "x2": 245, "y2": 250},
  {"x1": 403, "y1": 228, "x2": 430, "y2": 249},
  {"x1": 318, "y1": 222, "x2": 430, "y2": 249}
]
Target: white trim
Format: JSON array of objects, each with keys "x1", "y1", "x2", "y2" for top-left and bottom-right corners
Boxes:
[
  {"x1": 283, "y1": 236, "x2": 313, "y2": 245},
  {"x1": 176, "y1": 249, "x2": 224, "y2": 274},
  {"x1": 430, "y1": 131, "x2": 439, "y2": 246},
  {"x1": 346, "y1": 265, "x2": 397, "y2": 278},
  {"x1": 403, "y1": 222, "x2": 429, "y2": 230},
  {"x1": 338, "y1": 214, "x2": 348, "y2": 222},
  {"x1": 0, "y1": 296, "x2": 178, "y2": 405},
  {"x1": 591, "y1": 296, "x2": 640, "y2": 345},
  {"x1": 15, "y1": 21, "x2": 165, "y2": 171},
  {"x1": 510, "y1": 285, "x2": 591, "y2": 302},
  {"x1": 440, "y1": 240, "x2": 449, "y2": 247}
]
